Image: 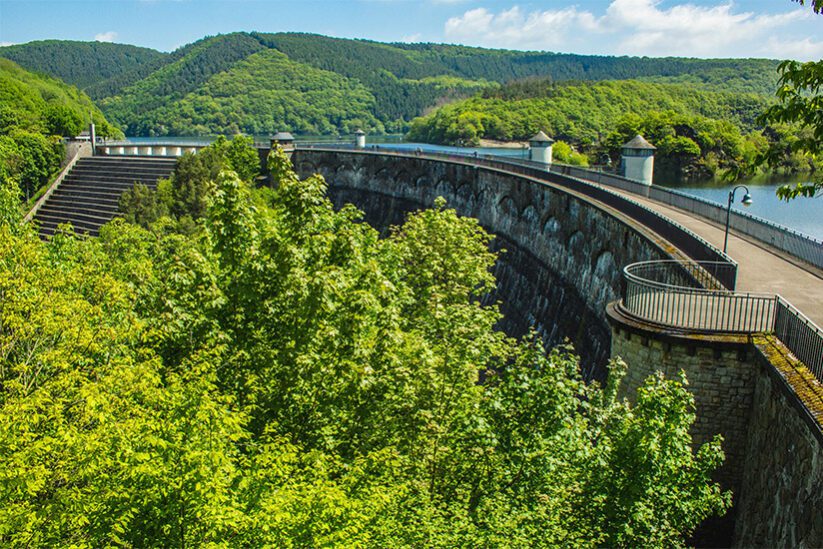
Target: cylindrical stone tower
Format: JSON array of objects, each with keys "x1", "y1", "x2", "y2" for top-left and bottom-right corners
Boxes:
[
  {"x1": 621, "y1": 135, "x2": 655, "y2": 185},
  {"x1": 529, "y1": 131, "x2": 554, "y2": 165},
  {"x1": 354, "y1": 129, "x2": 366, "y2": 149}
]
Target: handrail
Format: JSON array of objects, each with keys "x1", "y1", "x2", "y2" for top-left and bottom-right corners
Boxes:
[
  {"x1": 550, "y1": 163, "x2": 823, "y2": 270},
  {"x1": 621, "y1": 259, "x2": 823, "y2": 383},
  {"x1": 295, "y1": 145, "x2": 739, "y2": 290},
  {"x1": 622, "y1": 260, "x2": 776, "y2": 333},
  {"x1": 23, "y1": 142, "x2": 91, "y2": 224}
]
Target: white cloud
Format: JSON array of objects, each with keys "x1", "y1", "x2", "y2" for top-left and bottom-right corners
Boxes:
[
  {"x1": 443, "y1": 1, "x2": 821, "y2": 59},
  {"x1": 401, "y1": 33, "x2": 423, "y2": 43},
  {"x1": 445, "y1": 6, "x2": 600, "y2": 50},
  {"x1": 0, "y1": 42, "x2": 16, "y2": 47},
  {"x1": 606, "y1": 0, "x2": 810, "y2": 58},
  {"x1": 94, "y1": 31, "x2": 118, "y2": 43}
]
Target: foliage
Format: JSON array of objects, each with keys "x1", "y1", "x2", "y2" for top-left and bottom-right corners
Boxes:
[
  {"x1": 408, "y1": 79, "x2": 778, "y2": 180},
  {"x1": 0, "y1": 58, "x2": 119, "y2": 138},
  {"x1": 119, "y1": 134, "x2": 261, "y2": 228},
  {"x1": 43, "y1": 104, "x2": 84, "y2": 137},
  {"x1": 1, "y1": 150, "x2": 731, "y2": 545},
  {"x1": 0, "y1": 129, "x2": 63, "y2": 200},
  {"x1": 553, "y1": 140, "x2": 589, "y2": 166},
  {"x1": 0, "y1": 58, "x2": 122, "y2": 204},
  {"x1": 0, "y1": 39, "x2": 166, "y2": 91},
  {"x1": 8, "y1": 32, "x2": 782, "y2": 137},
  {"x1": 760, "y1": 60, "x2": 823, "y2": 199}
]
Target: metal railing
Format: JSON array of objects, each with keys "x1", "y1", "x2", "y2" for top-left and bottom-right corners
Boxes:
[
  {"x1": 623, "y1": 261, "x2": 776, "y2": 333},
  {"x1": 622, "y1": 260, "x2": 823, "y2": 383},
  {"x1": 551, "y1": 164, "x2": 823, "y2": 271},
  {"x1": 774, "y1": 297, "x2": 823, "y2": 381}
]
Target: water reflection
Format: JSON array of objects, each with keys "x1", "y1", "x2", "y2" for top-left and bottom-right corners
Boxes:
[{"x1": 656, "y1": 174, "x2": 823, "y2": 241}]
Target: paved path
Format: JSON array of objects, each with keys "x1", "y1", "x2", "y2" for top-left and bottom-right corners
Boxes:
[{"x1": 604, "y1": 187, "x2": 823, "y2": 328}]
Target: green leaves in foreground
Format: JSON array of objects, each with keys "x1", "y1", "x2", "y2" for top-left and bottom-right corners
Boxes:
[{"x1": 0, "y1": 153, "x2": 730, "y2": 547}]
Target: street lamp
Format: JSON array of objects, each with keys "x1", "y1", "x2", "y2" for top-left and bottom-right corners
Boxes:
[{"x1": 723, "y1": 185, "x2": 753, "y2": 254}]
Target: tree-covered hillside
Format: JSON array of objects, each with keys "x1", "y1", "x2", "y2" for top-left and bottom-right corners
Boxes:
[
  {"x1": 0, "y1": 40, "x2": 166, "y2": 91},
  {"x1": 1, "y1": 32, "x2": 783, "y2": 137},
  {"x1": 406, "y1": 78, "x2": 799, "y2": 180},
  {"x1": 100, "y1": 47, "x2": 386, "y2": 135},
  {"x1": 0, "y1": 58, "x2": 121, "y2": 200}
]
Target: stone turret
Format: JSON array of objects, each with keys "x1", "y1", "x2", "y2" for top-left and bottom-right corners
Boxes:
[
  {"x1": 621, "y1": 134, "x2": 655, "y2": 185},
  {"x1": 354, "y1": 129, "x2": 366, "y2": 149},
  {"x1": 271, "y1": 131, "x2": 295, "y2": 150},
  {"x1": 529, "y1": 131, "x2": 554, "y2": 165}
]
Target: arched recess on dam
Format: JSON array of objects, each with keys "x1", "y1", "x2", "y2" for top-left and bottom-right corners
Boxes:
[{"x1": 292, "y1": 150, "x2": 672, "y2": 379}]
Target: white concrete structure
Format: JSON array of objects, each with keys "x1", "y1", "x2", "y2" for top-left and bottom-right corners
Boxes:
[
  {"x1": 529, "y1": 131, "x2": 554, "y2": 165},
  {"x1": 621, "y1": 135, "x2": 656, "y2": 185},
  {"x1": 170, "y1": 146, "x2": 182, "y2": 157},
  {"x1": 89, "y1": 123, "x2": 96, "y2": 155},
  {"x1": 354, "y1": 129, "x2": 366, "y2": 149}
]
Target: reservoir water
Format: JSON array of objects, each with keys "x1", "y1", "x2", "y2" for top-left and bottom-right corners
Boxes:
[{"x1": 117, "y1": 136, "x2": 823, "y2": 242}]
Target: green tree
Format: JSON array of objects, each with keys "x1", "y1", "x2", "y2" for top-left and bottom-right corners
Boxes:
[
  {"x1": 43, "y1": 104, "x2": 84, "y2": 137},
  {"x1": 760, "y1": 59, "x2": 823, "y2": 199},
  {"x1": 0, "y1": 152, "x2": 731, "y2": 546}
]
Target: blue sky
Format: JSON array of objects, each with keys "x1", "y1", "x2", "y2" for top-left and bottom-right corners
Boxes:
[{"x1": 1, "y1": 0, "x2": 820, "y2": 60}]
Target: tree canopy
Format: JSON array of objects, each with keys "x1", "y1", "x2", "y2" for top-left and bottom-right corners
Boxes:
[
  {"x1": 0, "y1": 140, "x2": 732, "y2": 546},
  {"x1": 760, "y1": 60, "x2": 823, "y2": 199}
]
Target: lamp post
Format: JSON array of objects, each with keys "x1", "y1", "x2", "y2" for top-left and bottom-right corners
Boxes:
[{"x1": 723, "y1": 185, "x2": 753, "y2": 254}]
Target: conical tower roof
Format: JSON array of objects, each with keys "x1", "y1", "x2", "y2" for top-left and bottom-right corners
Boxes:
[
  {"x1": 529, "y1": 130, "x2": 554, "y2": 144},
  {"x1": 622, "y1": 134, "x2": 655, "y2": 150},
  {"x1": 354, "y1": 128, "x2": 366, "y2": 135}
]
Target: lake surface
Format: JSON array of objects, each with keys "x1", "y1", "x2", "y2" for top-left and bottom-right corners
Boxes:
[{"x1": 117, "y1": 136, "x2": 823, "y2": 241}]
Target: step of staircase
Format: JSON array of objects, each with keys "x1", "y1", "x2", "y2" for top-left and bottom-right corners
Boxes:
[{"x1": 32, "y1": 155, "x2": 177, "y2": 238}]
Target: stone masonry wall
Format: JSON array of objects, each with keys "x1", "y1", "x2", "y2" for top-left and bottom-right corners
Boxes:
[
  {"x1": 733, "y1": 340, "x2": 823, "y2": 548},
  {"x1": 609, "y1": 321, "x2": 755, "y2": 546},
  {"x1": 609, "y1": 308, "x2": 823, "y2": 548},
  {"x1": 293, "y1": 150, "x2": 669, "y2": 378}
]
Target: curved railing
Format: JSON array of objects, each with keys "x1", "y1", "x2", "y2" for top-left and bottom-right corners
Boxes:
[
  {"x1": 550, "y1": 163, "x2": 823, "y2": 271},
  {"x1": 621, "y1": 259, "x2": 823, "y2": 382},
  {"x1": 622, "y1": 260, "x2": 776, "y2": 333}
]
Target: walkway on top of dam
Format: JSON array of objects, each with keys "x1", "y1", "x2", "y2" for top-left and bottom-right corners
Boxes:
[{"x1": 586, "y1": 182, "x2": 823, "y2": 328}]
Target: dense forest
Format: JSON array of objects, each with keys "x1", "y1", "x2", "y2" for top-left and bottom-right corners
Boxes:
[
  {"x1": 407, "y1": 78, "x2": 813, "y2": 180},
  {"x1": 0, "y1": 138, "x2": 731, "y2": 545},
  {"x1": 1, "y1": 33, "x2": 783, "y2": 137},
  {"x1": 0, "y1": 58, "x2": 120, "y2": 201},
  {"x1": 0, "y1": 39, "x2": 165, "y2": 92}
]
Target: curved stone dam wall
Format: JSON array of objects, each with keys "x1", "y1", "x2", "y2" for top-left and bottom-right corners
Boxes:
[{"x1": 292, "y1": 150, "x2": 671, "y2": 379}]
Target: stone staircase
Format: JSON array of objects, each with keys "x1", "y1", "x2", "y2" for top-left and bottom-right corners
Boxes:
[{"x1": 33, "y1": 156, "x2": 177, "y2": 238}]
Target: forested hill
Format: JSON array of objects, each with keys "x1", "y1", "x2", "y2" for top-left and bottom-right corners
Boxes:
[
  {"x1": 405, "y1": 78, "x2": 810, "y2": 181},
  {"x1": 0, "y1": 58, "x2": 117, "y2": 137},
  {"x1": 0, "y1": 58, "x2": 121, "y2": 201},
  {"x1": 0, "y1": 40, "x2": 165, "y2": 92},
  {"x1": 1, "y1": 32, "x2": 783, "y2": 136}
]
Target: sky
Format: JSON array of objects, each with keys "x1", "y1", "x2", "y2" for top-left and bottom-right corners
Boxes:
[{"x1": 0, "y1": 0, "x2": 821, "y2": 60}]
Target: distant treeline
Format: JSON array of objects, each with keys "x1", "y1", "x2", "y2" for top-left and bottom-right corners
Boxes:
[
  {"x1": 1, "y1": 33, "x2": 783, "y2": 137},
  {"x1": 407, "y1": 79, "x2": 814, "y2": 180}
]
